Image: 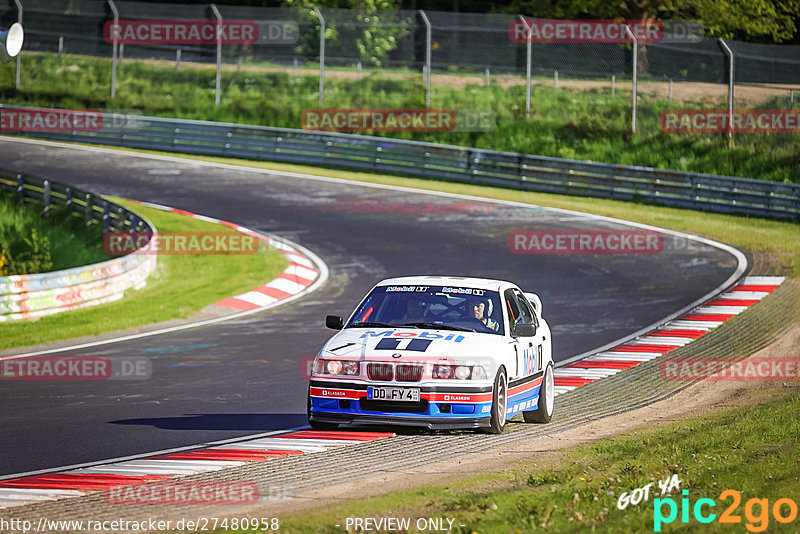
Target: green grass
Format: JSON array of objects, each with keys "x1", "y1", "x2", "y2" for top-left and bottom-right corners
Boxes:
[
  {"x1": 0, "y1": 192, "x2": 111, "y2": 274},
  {"x1": 0, "y1": 198, "x2": 289, "y2": 350},
  {"x1": 1, "y1": 53, "x2": 798, "y2": 183},
  {"x1": 263, "y1": 389, "x2": 800, "y2": 533}
]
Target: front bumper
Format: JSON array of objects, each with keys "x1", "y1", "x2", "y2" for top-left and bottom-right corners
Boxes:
[{"x1": 309, "y1": 379, "x2": 493, "y2": 429}]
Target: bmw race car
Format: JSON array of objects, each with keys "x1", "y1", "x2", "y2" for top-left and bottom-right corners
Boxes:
[{"x1": 307, "y1": 276, "x2": 554, "y2": 434}]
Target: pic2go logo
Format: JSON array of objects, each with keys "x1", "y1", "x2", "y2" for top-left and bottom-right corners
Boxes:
[{"x1": 654, "y1": 490, "x2": 798, "y2": 532}]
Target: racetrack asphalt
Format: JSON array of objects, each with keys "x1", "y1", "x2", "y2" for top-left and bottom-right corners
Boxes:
[{"x1": 0, "y1": 138, "x2": 742, "y2": 477}]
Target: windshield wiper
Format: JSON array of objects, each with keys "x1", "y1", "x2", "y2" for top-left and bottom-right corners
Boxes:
[
  {"x1": 403, "y1": 322, "x2": 475, "y2": 332},
  {"x1": 348, "y1": 321, "x2": 398, "y2": 328}
]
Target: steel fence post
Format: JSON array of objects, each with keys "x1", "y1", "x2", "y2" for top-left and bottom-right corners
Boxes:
[
  {"x1": 85, "y1": 194, "x2": 92, "y2": 223},
  {"x1": 624, "y1": 25, "x2": 637, "y2": 135},
  {"x1": 419, "y1": 10, "x2": 431, "y2": 108},
  {"x1": 103, "y1": 201, "x2": 110, "y2": 233},
  {"x1": 313, "y1": 7, "x2": 325, "y2": 105},
  {"x1": 518, "y1": 15, "x2": 532, "y2": 116},
  {"x1": 16, "y1": 174, "x2": 24, "y2": 205},
  {"x1": 107, "y1": 0, "x2": 118, "y2": 99},
  {"x1": 210, "y1": 4, "x2": 223, "y2": 106},
  {"x1": 14, "y1": 0, "x2": 22, "y2": 90},
  {"x1": 43, "y1": 180, "x2": 50, "y2": 218},
  {"x1": 718, "y1": 39, "x2": 735, "y2": 147}
]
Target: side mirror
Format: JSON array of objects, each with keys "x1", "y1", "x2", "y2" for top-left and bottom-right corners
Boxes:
[
  {"x1": 512, "y1": 322, "x2": 537, "y2": 338},
  {"x1": 325, "y1": 315, "x2": 343, "y2": 330}
]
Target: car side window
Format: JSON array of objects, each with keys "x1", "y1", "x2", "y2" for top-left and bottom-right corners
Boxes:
[
  {"x1": 514, "y1": 291, "x2": 538, "y2": 327},
  {"x1": 504, "y1": 289, "x2": 521, "y2": 326},
  {"x1": 511, "y1": 290, "x2": 535, "y2": 326}
]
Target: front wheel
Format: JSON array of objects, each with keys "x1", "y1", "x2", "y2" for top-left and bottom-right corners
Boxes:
[
  {"x1": 482, "y1": 367, "x2": 507, "y2": 434},
  {"x1": 307, "y1": 388, "x2": 339, "y2": 431},
  {"x1": 523, "y1": 363, "x2": 554, "y2": 423}
]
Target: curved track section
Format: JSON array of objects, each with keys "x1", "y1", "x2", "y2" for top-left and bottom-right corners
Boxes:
[{"x1": 0, "y1": 138, "x2": 744, "y2": 477}]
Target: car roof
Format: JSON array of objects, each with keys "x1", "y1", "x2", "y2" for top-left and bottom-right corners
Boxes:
[{"x1": 375, "y1": 276, "x2": 514, "y2": 292}]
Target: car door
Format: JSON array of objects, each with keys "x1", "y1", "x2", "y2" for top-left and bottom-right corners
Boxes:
[
  {"x1": 510, "y1": 289, "x2": 543, "y2": 378},
  {"x1": 504, "y1": 288, "x2": 532, "y2": 380}
]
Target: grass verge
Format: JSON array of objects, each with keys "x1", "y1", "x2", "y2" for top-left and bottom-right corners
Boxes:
[
  {"x1": 0, "y1": 191, "x2": 111, "y2": 274},
  {"x1": 1, "y1": 53, "x2": 798, "y2": 182},
  {"x1": 265, "y1": 388, "x2": 800, "y2": 533},
  {"x1": 0, "y1": 197, "x2": 288, "y2": 350}
]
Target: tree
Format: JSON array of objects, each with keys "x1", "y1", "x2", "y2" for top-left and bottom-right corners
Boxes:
[
  {"x1": 285, "y1": 0, "x2": 412, "y2": 67},
  {"x1": 503, "y1": 0, "x2": 800, "y2": 43}
]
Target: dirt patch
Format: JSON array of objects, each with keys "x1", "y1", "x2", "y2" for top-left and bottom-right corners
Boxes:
[
  {"x1": 117, "y1": 55, "x2": 799, "y2": 106},
  {"x1": 259, "y1": 322, "x2": 800, "y2": 517}
]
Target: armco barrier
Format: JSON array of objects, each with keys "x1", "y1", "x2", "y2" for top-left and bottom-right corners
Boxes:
[
  {"x1": 0, "y1": 170, "x2": 156, "y2": 321},
  {"x1": 3, "y1": 106, "x2": 799, "y2": 219}
]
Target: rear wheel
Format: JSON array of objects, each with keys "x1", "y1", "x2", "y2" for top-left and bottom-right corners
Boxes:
[
  {"x1": 307, "y1": 388, "x2": 339, "y2": 431},
  {"x1": 523, "y1": 363, "x2": 554, "y2": 423},
  {"x1": 482, "y1": 367, "x2": 507, "y2": 434}
]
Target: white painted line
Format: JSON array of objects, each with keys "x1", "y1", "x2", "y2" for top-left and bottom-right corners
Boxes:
[
  {"x1": 693, "y1": 305, "x2": 748, "y2": 315},
  {"x1": 719, "y1": 291, "x2": 769, "y2": 300},
  {"x1": 660, "y1": 321, "x2": 714, "y2": 331},
  {"x1": 269, "y1": 277, "x2": 307, "y2": 294},
  {"x1": 210, "y1": 443, "x2": 327, "y2": 453},
  {"x1": 191, "y1": 214, "x2": 221, "y2": 224},
  {"x1": 631, "y1": 337, "x2": 693, "y2": 346},
  {"x1": 742, "y1": 276, "x2": 786, "y2": 285},
  {"x1": 585, "y1": 353, "x2": 654, "y2": 362},
  {"x1": 235, "y1": 291, "x2": 279, "y2": 307},
  {"x1": 288, "y1": 254, "x2": 316, "y2": 269},
  {"x1": 257, "y1": 437, "x2": 364, "y2": 447},
  {"x1": 555, "y1": 368, "x2": 620, "y2": 379},
  {"x1": 592, "y1": 351, "x2": 663, "y2": 360},
  {"x1": 67, "y1": 458, "x2": 245, "y2": 475},
  {"x1": 68, "y1": 466, "x2": 206, "y2": 476},
  {"x1": 285, "y1": 264, "x2": 319, "y2": 280},
  {"x1": 668, "y1": 320, "x2": 724, "y2": 329}
]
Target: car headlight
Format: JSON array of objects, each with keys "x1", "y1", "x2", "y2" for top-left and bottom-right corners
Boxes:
[
  {"x1": 471, "y1": 365, "x2": 487, "y2": 380},
  {"x1": 454, "y1": 365, "x2": 471, "y2": 380},
  {"x1": 432, "y1": 364, "x2": 487, "y2": 380},
  {"x1": 433, "y1": 364, "x2": 455, "y2": 379},
  {"x1": 314, "y1": 359, "x2": 359, "y2": 376}
]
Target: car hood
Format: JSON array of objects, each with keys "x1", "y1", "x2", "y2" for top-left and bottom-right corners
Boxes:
[{"x1": 321, "y1": 327, "x2": 502, "y2": 362}]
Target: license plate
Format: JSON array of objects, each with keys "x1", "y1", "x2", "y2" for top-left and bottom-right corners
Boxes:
[{"x1": 367, "y1": 386, "x2": 420, "y2": 402}]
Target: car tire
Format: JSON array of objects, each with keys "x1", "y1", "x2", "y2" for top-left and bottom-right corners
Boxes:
[
  {"x1": 307, "y1": 388, "x2": 339, "y2": 431},
  {"x1": 482, "y1": 367, "x2": 507, "y2": 434},
  {"x1": 523, "y1": 363, "x2": 554, "y2": 423}
]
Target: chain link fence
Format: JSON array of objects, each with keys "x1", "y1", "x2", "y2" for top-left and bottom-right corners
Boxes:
[{"x1": 1, "y1": 1, "x2": 799, "y2": 141}]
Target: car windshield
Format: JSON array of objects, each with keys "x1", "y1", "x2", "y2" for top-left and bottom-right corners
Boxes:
[{"x1": 346, "y1": 285, "x2": 504, "y2": 335}]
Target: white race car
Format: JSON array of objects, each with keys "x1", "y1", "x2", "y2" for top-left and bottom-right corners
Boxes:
[{"x1": 307, "y1": 276, "x2": 554, "y2": 433}]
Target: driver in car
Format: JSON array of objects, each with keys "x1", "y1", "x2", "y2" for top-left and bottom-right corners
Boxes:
[
  {"x1": 399, "y1": 298, "x2": 427, "y2": 324},
  {"x1": 468, "y1": 297, "x2": 499, "y2": 331}
]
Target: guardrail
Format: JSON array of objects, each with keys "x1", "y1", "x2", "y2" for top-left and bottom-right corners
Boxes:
[
  {"x1": 0, "y1": 169, "x2": 156, "y2": 321},
  {"x1": 4, "y1": 106, "x2": 799, "y2": 220}
]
